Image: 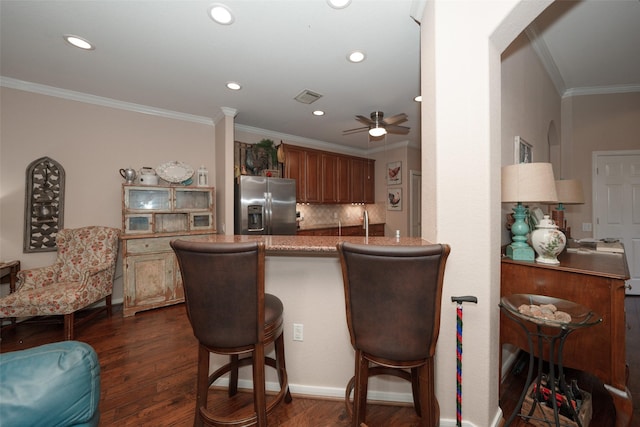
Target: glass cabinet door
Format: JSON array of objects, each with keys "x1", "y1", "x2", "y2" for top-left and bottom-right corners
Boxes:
[
  {"x1": 125, "y1": 187, "x2": 171, "y2": 211},
  {"x1": 175, "y1": 188, "x2": 212, "y2": 211}
]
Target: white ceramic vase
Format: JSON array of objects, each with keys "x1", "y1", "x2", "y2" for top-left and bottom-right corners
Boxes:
[{"x1": 530, "y1": 215, "x2": 566, "y2": 265}]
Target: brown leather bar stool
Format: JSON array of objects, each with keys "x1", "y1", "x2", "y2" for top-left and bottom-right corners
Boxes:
[
  {"x1": 171, "y1": 240, "x2": 292, "y2": 427},
  {"x1": 337, "y1": 242, "x2": 451, "y2": 427}
]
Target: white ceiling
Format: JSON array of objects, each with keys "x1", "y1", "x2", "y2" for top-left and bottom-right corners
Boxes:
[{"x1": 1, "y1": 1, "x2": 639, "y2": 152}]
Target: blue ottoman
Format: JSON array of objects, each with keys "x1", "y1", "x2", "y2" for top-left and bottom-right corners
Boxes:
[{"x1": 0, "y1": 341, "x2": 100, "y2": 427}]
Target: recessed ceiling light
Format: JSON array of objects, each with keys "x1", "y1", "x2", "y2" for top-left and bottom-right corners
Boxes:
[
  {"x1": 208, "y1": 3, "x2": 234, "y2": 25},
  {"x1": 226, "y1": 81, "x2": 241, "y2": 90},
  {"x1": 414, "y1": 95, "x2": 422, "y2": 102},
  {"x1": 347, "y1": 51, "x2": 366, "y2": 63},
  {"x1": 312, "y1": 110, "x2": 325, "y2": 116},
  {"x1": 327, "y1": 0, "x2": 351, "y2": 9},
  {"x1": 63, "y1": 34, "x2": 94, "y2": 50}
]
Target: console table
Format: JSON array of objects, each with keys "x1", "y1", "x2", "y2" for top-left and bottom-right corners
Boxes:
[{"x1": 500, "y1": 251, "x2": 631, "y2": 427}]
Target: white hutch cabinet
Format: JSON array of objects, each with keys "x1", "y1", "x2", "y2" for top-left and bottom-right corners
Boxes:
[{"x1": 121, "y1": 185, "x2": 216, "y2": 316}]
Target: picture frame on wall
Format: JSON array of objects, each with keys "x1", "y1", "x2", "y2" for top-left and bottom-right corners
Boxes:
[
  {"x1": 387, "y1": 188, "x2": 402, "y2": 211},
  {"x1": 514, "y1": 136, "x2": 533, "y2": 164},
  {"x1": 387, "y1": 161, "x2": 402, "y2": 185}
]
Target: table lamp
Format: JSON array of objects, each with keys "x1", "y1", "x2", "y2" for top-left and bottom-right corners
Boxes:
[
  {"x1": 549, "y1": 179, "x2": 584, "y2": 235},
  {"x1": 502, "y1": 163, "x2": 558, "y2": 261}
]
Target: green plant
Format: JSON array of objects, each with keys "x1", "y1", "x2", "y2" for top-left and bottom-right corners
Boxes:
[{"x1": 255, "y1": 139, "x2": 278, "y2": 165}]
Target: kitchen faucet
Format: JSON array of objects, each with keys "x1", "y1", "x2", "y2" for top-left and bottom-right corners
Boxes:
[{"x1": 363, "y1": 209, "x2": 369, "y2": 239}]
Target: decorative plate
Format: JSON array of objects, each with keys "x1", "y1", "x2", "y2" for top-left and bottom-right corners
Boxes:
[{"x1": 156, "y1": 161, "x2": 194, "y2": 183}]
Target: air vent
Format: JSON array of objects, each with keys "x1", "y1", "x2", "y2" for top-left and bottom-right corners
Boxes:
[{"x1": 294, "y1": 89, "x2": 323, "y2": 104}]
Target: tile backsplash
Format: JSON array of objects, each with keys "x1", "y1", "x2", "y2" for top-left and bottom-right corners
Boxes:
[{"x1": 296, "y1": 203, "x2": 385, "y2": 227}]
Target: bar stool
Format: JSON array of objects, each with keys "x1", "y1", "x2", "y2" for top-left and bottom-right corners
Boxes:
[
  {"x1": 171, "y1": 240, "x2": 292, "y2": 427},
  {"x1": 337, "y1": 242, "x2": 451, "y2": 427}
]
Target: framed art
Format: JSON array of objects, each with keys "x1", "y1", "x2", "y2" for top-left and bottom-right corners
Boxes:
[
  {"x1": 387, "y1": 161, "x2": 402, "y2": 185},
  {"x1": 387, "y1": 188, "x2": 402, "y2": 211},
  {"x1": 514, "y1": 136, "x2": 533, "y2": 164}
]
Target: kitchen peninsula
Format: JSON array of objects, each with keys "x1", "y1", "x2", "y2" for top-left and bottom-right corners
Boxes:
[{"x1": 185, "y1": 234, "x2": 437, "y2": 402}]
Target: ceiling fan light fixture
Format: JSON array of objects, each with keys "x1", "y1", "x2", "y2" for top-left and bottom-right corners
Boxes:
[
  {"x1": 208, "y1": 3, "x2": 234, "y2": 25},
  {"x1": 369, "y1": 126, "x2": 387, "y2": 137},
  {"x1": 347, "y1": 51, "x2": 366, "y2": 63}
]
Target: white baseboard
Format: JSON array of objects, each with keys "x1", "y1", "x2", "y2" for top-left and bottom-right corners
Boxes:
[{"x1": 227, "y1": 379, "x2": 503, "y2": 427}]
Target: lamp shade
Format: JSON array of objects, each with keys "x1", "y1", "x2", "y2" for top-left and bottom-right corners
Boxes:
[
  {"x1": 502, "y1": 162, "x2": 558, "y2": 203},
  {"x1": 555, "y1": 179, "x2": 584, "y2": 204}
]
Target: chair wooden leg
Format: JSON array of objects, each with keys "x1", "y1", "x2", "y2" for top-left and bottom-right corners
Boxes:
[
  {"x1": 106, "y1": 295, "x2": 113, "y2": 317},
  {"x1": 228, "y1": 354, "x2": 239, "y2": 397},
  {"x1": 411, "y1": 366, "x2": 422, "y2": 417},
  {"x1": 353, "y1": 350, "x2": 369, "y2": 427},
  {"x1": 417, "y1": 359, "x2": 438, "y2": 427},
  {"x1": 253, "y1": 344, "x2": 267, "y2": 427},
  {"x1": 274, "y1": 332, "x2": 292, "y2": 403},
  {"x1": 64, "y1": 313, "x2": 74, "y2": 340},
  {"x1": 194, "y1": 344, "x2": 209, "y2": 427}
]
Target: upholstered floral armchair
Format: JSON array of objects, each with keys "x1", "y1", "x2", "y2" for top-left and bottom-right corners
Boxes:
[{"x1": 0, "y1": 226, "x2": 120, "y2": 340}]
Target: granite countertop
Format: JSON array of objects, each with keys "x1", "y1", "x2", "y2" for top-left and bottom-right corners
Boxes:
[{"x1": 191, "y1": 234, "x2": 432, "y2": 256}]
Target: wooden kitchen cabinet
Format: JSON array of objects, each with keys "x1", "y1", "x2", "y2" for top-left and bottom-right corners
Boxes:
[
  {"x1": 350, "y1": 158, "x2": 365, "y2": 203},
  {"x1": 283, "y1": 143, "x2": 374, "y2": 204},
  {"x1": 284, "y1": 145, "x2": 321, "y2": 203},
  {"x1": 305, "y1": 150, "x2": 322, "y2": 203},
  {"x1": 283, "y1": 145, "x2": 306, "y2": 201},
  {"x1": 121, "y1": 185, "x2": 216, "y2": 316},
  {"x1": 321, "y1": 153, "x2": 337, "y2": 203},
  {"x1": 364, "y1": 159, "x2": 375, "y2": 204},
  {"x1": 500, "y1": 252, "x2": 631, "y2": 427},
  {"x1": 337, "y1": 155, "x2": 350, "y2": 203}
]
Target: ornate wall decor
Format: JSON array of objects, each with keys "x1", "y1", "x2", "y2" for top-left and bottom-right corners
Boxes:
[{"x1": 24, "y1": 157, "x2": 65, "y2": 252}]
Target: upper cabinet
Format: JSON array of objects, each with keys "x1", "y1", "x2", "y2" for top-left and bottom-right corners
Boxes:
[
  {"x1": 122, "y1": 185, "x2": 216, "y2": 235},
  {"x1": 283, "y1": 144, "x2": 374, "y2": 204}
]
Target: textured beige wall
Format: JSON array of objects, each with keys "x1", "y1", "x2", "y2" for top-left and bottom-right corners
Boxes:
[
  {"x1": 0, "y1": 87, "x2": 215, "y2": 299},
  {"x1": 563, "y1": 92, "x2": 640, "y2": 240},
  {"x1": 500, "y1": 31, "x2": 562, "y2": 244}
]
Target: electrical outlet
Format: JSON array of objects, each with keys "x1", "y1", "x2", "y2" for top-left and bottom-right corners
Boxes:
[
  {"x1": 582, "y1": 223, "x2": 592, "y2": 232},
  {"x1": 293, "y1": 323, "x2": 303, "y2": 341}
]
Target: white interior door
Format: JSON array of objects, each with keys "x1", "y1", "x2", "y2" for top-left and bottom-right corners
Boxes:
[
  {"x1": 409, "y1": 170, "x2": 421, "y2": 237},
  {"x1": 593, "y1": 151, "x2": 640, "y2": 294}
]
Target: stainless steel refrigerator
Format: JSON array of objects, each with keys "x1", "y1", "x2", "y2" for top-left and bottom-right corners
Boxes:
[{"x1": 234, "y1": 176, "x2": 297, "y2": 235}]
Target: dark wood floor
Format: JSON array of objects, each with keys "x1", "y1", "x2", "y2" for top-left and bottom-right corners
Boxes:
[{"x1": 1, "y1": 297, "x2": 639, "y2": 426}]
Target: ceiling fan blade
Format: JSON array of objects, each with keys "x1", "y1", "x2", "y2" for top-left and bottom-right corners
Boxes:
[
  {"x1": 342, "y1": 126, "x2": 369, "y2": 135},
  {"x1": 386, "y1": 125, "x2": 410, "y2": 135},
  {"x1": 383, "y1": 113, "x2": 408, "y2": 126},
  {"x1": 355, "y1": 115, "x2": 374, "y2": 125}
]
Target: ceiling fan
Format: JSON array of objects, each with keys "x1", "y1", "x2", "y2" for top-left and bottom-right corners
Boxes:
[{"x1": 342, "y1": 111, "x2": 410, "y2": 137}]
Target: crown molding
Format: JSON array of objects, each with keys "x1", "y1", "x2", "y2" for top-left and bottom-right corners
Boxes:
[
  {"x1": 524, "y1": 26, "x2": 640, "y2": 99},
  {"x1": 525, "y1": 24, "x2": 566, "y2": 97},
  {"x1": 0, "y1": 76, "x2": 214, "y2": 126},
  {"x1": 563, "y1": 84, "x2": 640, "y2": 98},
  {"x1": 2, "y1": 76, "x2": 421, "y2": 155},
  {"x1": 234, "y1": 123, "x2": 369, "y2": 157}
]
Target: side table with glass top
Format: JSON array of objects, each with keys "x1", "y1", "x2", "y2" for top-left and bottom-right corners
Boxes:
[{"x1": 500, "y1": 294, "x2": 602, "y2": 427}]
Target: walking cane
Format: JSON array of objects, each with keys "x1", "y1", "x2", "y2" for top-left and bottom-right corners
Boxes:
[{"x1": 451, "y1": 295, "x2": 478, "y2": 427}]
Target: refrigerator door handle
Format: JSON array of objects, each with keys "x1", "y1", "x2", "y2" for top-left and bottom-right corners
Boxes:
[{"x1": 265, "y1": 192, "x2": 272, "y2": 234}]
